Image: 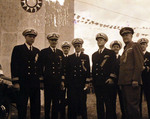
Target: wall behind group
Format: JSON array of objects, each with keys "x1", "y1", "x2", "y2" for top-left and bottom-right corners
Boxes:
[{"x1": 0, "y1": 0, "x2": 74, "y2": 76}]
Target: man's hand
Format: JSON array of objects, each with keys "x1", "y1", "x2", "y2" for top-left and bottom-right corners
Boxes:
[
  {"x1": 13, "y1": 83, "x2": 20, "y2": 90},
  {"x1": 39, "y1": 77, "x2": 44, "y2": 81},
  {"x1": 61, "y1": 81, "x2": 65, "y2": 90},
  {"x1": 132, "y1": 81, "x2": 139, "y2": 87},
  {"x1": 84, "y1": 83, "x2": 89, "y2": 90},
  {"x1": 105, "y1": 78, "x2": 114, "y2": 84}
]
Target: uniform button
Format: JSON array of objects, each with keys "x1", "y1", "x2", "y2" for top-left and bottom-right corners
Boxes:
[
  {"x1": 28, "y1": 61, "x2": 30, "y2": 63},
  {"x1": 58, "y1": 63, "x2": 60, "y2": 64},
  {"x1": 96, "y1": 63, "x2": 98, "y2": 65},
  {"x1": 53, "y1": 72, "x2": 55, "y2": 74},
  {"x1": 96, "y1": 68, "x2": 98, "y2": 70},
  {"x1": 28, "y1": 72, "x2": 30, "y2": 75},
  {"x1": 52, "y1": 67, "x2": 55, "y2": 69},
  {"x1": 74, "y1": 70, "x2": 76, "y2": 72},
  {"x1": 35, "y1": 73, "x2": 37, "y2": 75},
  {"x1": 35, "y1": 66, "x2": 37, "y2": 69},
  {"x1": 75, "y1": 66, "x2": 76, "y2": 68},
  {"x1": 80, "y1": 70, "x2": 82, "y2": 72},
  {"x1": 28, "y1": 66, "x2": 30, "y2": 68},
  {"x1": 74, "y1": 75, "x2": 76, "y2": 76},
  {"x1": 96, "y1": 73, "x2": 98, "y2": 76},
  {"x1": 52, "y1": 62, "x2": 54, "y2": 64},
  {"x1": 58, "y1": 72, "x2": 60, "y2": 74},
  {"x1": 79, "y1": 65, "x2": 81, "y2": 67},
  {"x1": 101, "y1": 73, "x2": 103, "y2": 75}
]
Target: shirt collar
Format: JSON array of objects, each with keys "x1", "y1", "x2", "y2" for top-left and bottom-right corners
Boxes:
[
  {"x1": 99, "y1": 47, "x2": 105, "y2": 53},
  {"x1": 64, "y1": 54, "x2": 68, "y2": 57},
  {"x1": 75, "y1": 52, "x2": 81, "y2": 57},
  {"x1": 143, "y1": 50, "x2": 146, "y2": 55},
  {"x1": 49, "y1": 46, "x2": 56, "y2": 52},
  {"x1": 25, "y1": 43, "x2": 33, "y2": 51},
  {"x1": 116, "y1": 54, "x2": 119, "y2": 59}
]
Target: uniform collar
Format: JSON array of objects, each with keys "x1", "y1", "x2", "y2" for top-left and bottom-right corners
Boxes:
[{"x1": 25, "y1": 43, "x2": 33, "y2": 51}]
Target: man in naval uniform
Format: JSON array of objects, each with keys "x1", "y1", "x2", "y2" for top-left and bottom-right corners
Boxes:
[
  {"x1": 110, "y1": 40, "x2": 125, "y2": 119},
  {"x1": 92, "y1": 33, "x2": 116, "y2": 119},
  {"x1": 66, "y1": 38, "x2": 90, "y2": 119},
  {"x1": 118, "y1": 27, "x2": 144, "y2": 119},
  {"x1": 60, "y1": 41, "x2": 71, "y2": 119},
  {"x1": 11, "y1": 29, "x2": 40, "y2": 119},
  {"x1": 138, "y1": 38, "x2": 150, "y2": 118},
  {"x1": 38, "y1": 32, "x2": 64, "y2": 119}
]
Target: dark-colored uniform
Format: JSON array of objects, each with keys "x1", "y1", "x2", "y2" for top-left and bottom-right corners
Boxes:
[
  {"x1": 59, "y1": 55, "x2": 69, "y2": 119},
  {"x1": 113, "y1": 55, "x2": 125, "y2": 119},
  {"x1": 38, "y1": 47, "x2": 63, "y2": 119},
  {"x1": 141, "y1": 51, "x2": 150, "y2": 118},
  {"x1": 66, "y1": 53, "x2": 90, "y2": 119},
  {"x1": 92, "y1": 48, "x2": 116, "y2": 119},
  {"x1": 118, "y1": 42, "x2": 144, "y2": 119},
  {"x1": 11, "y1": 44, "x2": 40, "y2": 119}
]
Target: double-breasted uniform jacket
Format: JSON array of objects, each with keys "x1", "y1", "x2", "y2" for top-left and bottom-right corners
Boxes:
[
  {"x1": 142, "y1": 51, "x2": 150, "y2": 86},
  {"x1": 38, "y1": 47, "x2": 64, "y2": 87},
  {"x1": 118, "y1": 42, "x2": 144, "y2": 85},
  {"x1": 62, "y1": 55, "x2": 69, "y2": 87},
  {"x1": 66, "y1": 53, "x2": 90, "y2": 89},
  {"x1": 114, "y1": 55, "x2": 121, "y2": 84},
  {"x1": 92, "y1": 48, "x2": 116, "y2": 86},
  {"x1": 11, "y1": 44, "x2": 40, "y2": 88}
]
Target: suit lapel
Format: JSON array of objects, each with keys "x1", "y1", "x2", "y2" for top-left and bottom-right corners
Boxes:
[{"x1": 123, "y1": 41, "x2": 133, "y2": 54}]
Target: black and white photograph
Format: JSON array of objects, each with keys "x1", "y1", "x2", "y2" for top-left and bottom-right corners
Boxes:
[{"x1": 0, "y1": 0, "x2": 150, "y2": 119}]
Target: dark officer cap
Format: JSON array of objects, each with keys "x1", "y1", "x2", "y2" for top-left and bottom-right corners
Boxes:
[
  {"x1": 22, "y1": 29, "x2": 37, "y2": 37},
  {"x1": 110, "y1": 40, "x2": 122, "y2": 49},
  {"x1": 120, "y1": 27, "x2": 134, "y2": 36},
  {"x1": 96, "y1": 33, "x2": 108, "y2": 42},
  {"x1": 47, "y1": 32, "x2": 60, "y2": 40}
]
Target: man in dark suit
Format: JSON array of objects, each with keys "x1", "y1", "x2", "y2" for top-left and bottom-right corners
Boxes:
[
  {"x1": 66, "y1": 38, "x2": 90, "y2": 119},
  {"x1": 110, "y1": 40, "x2": 125, "y2": 119},
  {"x1": 38, "y1": 32, "x2": 64, "y2": 119},
  {"x1": 118, "y1": 27, "x2": 144, "y2": 119},
  {"x1": 11, "y1": 29, "x2": 40, "y2": 119},
  {"x1": 92, "y1": 33, "x2": 116, "y2": 119},
  {"x1": 60, "y1": 41, "x2": 71, "y2": 119},
  {"x1": 138, "y1": 38, "x2": 150, "y2": 118}
]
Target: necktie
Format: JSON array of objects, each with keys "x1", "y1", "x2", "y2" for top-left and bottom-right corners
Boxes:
[
  {"x1": 29, "y1": 46, "x2": 32, "y2": 51},
  {"x1": 77, "y1": 53, "x2": 79, "y2": 57},
  {"x1": 99, "y1": 50, "x2": 102, "y2": 54},
  {"x1": 53, "y1": 49, "x2": 56, "y2": 53}
]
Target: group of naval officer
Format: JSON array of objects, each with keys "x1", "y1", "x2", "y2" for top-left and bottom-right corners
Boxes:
[{"x1": 9, "y1": 26, "x2": 150, "y2": 119}]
